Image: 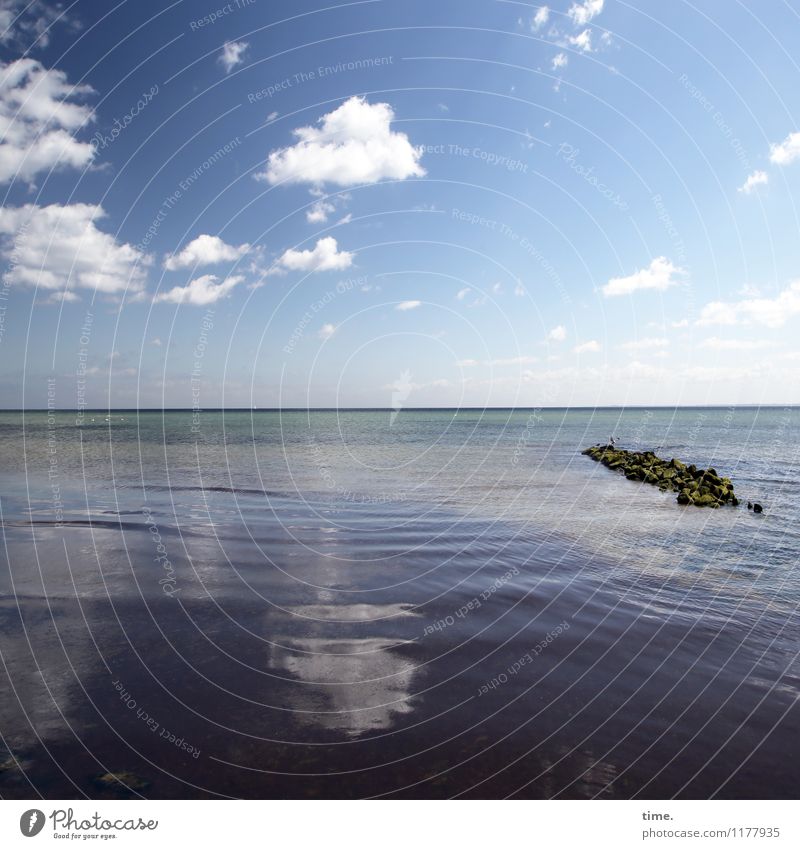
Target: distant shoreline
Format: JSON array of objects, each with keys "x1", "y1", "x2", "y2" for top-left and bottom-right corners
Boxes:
[{"x1": 2, "y1": 405, "x2": 798, "y2": 413}]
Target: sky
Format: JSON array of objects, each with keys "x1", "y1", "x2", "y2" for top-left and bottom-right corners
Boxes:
[{"x1": 1, "y1": 0, "x2": 800, "y2": 408}]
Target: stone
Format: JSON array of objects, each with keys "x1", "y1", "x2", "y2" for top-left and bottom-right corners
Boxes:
[
  {"x1": 582, "y1": 445, "x2": 739, "y2": 509},
  {"x1": 94, "y1": 771, "x2": 150, "y2": 792},
  {"x1": 753, "y1": 503, "x2": 763, "y2": 513}
]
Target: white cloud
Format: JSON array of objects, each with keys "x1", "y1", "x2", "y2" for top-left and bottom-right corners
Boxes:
[
  {"x1": 514, "y1": 281, "x2": 526, "y2": 297},
  {"x1": 532, "y1": 6, "x2": 550, "y2": 30},
  {"x1": 738, "y1": 170, "x2": 768, "y2": 194},
  {"x1": 492, "y1": 282, "x2": 503, "y2": 293},
  {"x1": 618, "y1": 336, "x2": 669, "y2": 351},
  {"x1": 0, "y1": 58, "x2": 95, "y2": 184},
  {"x1": 568, "y1": 0, "x2": 604, "y2": 26},
  {"x1": 547, "y1": 324, "x2": 566, "y2": 341},
  {"x1": 218, "y1": 41, "x2": 248, "y2": 73},
  {"x1": 573, "y1": 339, "x2": 601, "y2": 353},
  {"x1": 0, "y1": 203, "x2": 147, "y2": 293},
  {"x1": 306, "y1": 199, "x2": 335, "y2": 223},
  {"x1": 275, "y1": 236, "x2": 353, "y2": 272},
  {"x1": 154, "y1": 274, "x2": 243, "y2": 306},
  {"x1": 457, "y1": 359, "x2": 479, "y2": 367},
  {"x1": 700, "y1": 336, "x2": 773, "y2": 351},
  {"x1": 0, "y1": 1, "x2": 71, "y2": 49},
  {"x1": 769, "y1": 131, "x2": 800, "y2": 166},
  {"x1": 568, "y1": 29, "x2": 593, "y2": 52},
  {"x1": 164, "y1": 234, "x2": 249, "y2": 270},
  {"x1": 695, "y1": 301, "x2": 738, "y2": 326},
  {"x1": 602, "y1": 257, "x2": 684, "y2": 297},
  {"x1": 41, "y1": 288, "x2": 79, "y2": 304},
  {"x1": 266, "y1": 111, "x2": 278, "y2": 122},
  {"x1": 456, "y1": 287, "x2": 471, "y2": 300},
  {"x1": 318, "y1": 323, "x2": 337, "y2": 340},
  {"x1": 396, "y1": 300, "x2": 421, "y2": 311},
  {"x1": 696, "y1": 281, "x2": 800, "y2": 328},
  {"x1": 552, "y1": 52, "x2": 568, "y2": 69},
  {"x1": 261, "y1": 96, "x2": 425, "y2": 187}
]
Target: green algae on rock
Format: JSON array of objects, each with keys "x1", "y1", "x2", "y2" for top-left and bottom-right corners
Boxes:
[
  {"x1": 582, "y1": 445, "x2": 739, "y2": 508},
  {"x1": 94, "y1": 771, "x2": 151, "y2": 792}
]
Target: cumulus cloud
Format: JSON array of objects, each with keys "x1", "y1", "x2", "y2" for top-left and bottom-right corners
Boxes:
[
  {"x1": 164, "y1": 234, "x2": 249, "y2": 270},
  {"x1": 0, "y1": 58, "x2": 95, "y2": 184},
  {"x1": 275, "y1": 236, "x2": 353, "y2": 272},
  {"x1": 0, "y1": 203, "x2": 147, "y2": 293},
  {"x1": 218, "y1": 41, "x2": 248, "y2": 73},
  {"x1": 568, "y1": 0, "x2": 604, "y2": 26},
  {"x1": 154, "y1": 274, "x2": 243, "y2": 305},
  {"x1": 0, "y1": 1, "x2": 72, "y2": 49},
  {"x1": 552, "y1": 52, "x2": 568, "y2": 69},
  {"x1": 261, "y1": 96, "x2": 425, "y2": 187},
  {"x1": 573, "y1": 339, "x2": 601, "y2": 353},
  {"x1": 738, "y1": 170, "x2": 768, "y2": 194},
  {"x1": 532, "y1": 6, "x2": 549, "y2": 30},
  {"x1": 696, "y1": 281, "x2": 800, "y2": 328},
  {"x1": 547, "y1": 324, "x2": 566, "y2": 341},
  {"x1": 306, "y1": 200, "x2": 335, "y2": 223},
  {"x1": 456, "y1": 287, "x2": 471, "y2": 300},
  {"x1": 568, "y1": 29, "x2": 593, "y2": 52},
  {"x1": 318, "y1": 323, "x2": 337, "y2": 340},
  {"x1": 602, "y1": 256, "x2": 684, "y2": 297},
  {"x1": 769, "y1": 131, "x2": 800, "y2": 166},
  {"x1": 396, "y1": 300, "x2": 421, "y2": 311},
  {"x1": 514, "y1": 281, "x2": 526, "y2": 296},
  {"x1": 41, "y1": 288, "x2": 79, "y2": 304}
]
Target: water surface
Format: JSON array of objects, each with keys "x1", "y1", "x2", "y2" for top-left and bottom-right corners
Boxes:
[{"x1": 0, "y1": 408, "x2": 798, "y2": 798}]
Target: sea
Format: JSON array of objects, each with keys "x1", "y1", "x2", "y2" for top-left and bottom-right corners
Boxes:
[{"x1": 0, "y1": 407, "x2": 798, "y2": 798}]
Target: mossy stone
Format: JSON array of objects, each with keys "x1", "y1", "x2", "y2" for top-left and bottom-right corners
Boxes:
[{"x1": 94, "y1": 771, "x2": 150, "y2": 791}]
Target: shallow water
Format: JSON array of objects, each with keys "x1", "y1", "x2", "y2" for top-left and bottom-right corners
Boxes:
[{"x1": 0, "y1": 408, "x2": 798, "y2": 798}]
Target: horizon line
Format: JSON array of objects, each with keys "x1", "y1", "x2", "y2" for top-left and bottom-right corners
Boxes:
[{"x1": 3, "y1": 405, "x2": 798, "y2": 413}]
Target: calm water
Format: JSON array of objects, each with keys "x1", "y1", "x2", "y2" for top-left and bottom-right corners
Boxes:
[{"x1": 1, "y1": 408, "x2": 798, "y2": 798}]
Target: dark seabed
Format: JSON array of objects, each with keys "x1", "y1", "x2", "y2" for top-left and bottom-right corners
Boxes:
[{"x1": 0, "y1": 408, "x2": 798, "y2": 798}]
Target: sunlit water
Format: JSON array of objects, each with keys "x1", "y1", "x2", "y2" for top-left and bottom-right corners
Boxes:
[{"x1": 1, "y1": 408, "x2": 798, "y2": 798}]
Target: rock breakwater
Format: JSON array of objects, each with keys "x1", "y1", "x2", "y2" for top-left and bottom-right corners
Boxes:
[{"x1": 582, "y1": 445, "x2": 739, "y2": 508}]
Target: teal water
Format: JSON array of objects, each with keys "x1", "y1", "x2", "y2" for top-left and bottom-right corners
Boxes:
[
  {"x1": 0, "y1": 407, "x2": 798, "y2": 798},
  {"x1": 3, "y1": 406, "x2": 798, "y2": 590}
]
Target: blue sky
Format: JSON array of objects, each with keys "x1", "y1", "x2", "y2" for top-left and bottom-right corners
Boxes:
[{"x1": 1, "y1": 0, "x2": 800, "y2": 408}]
